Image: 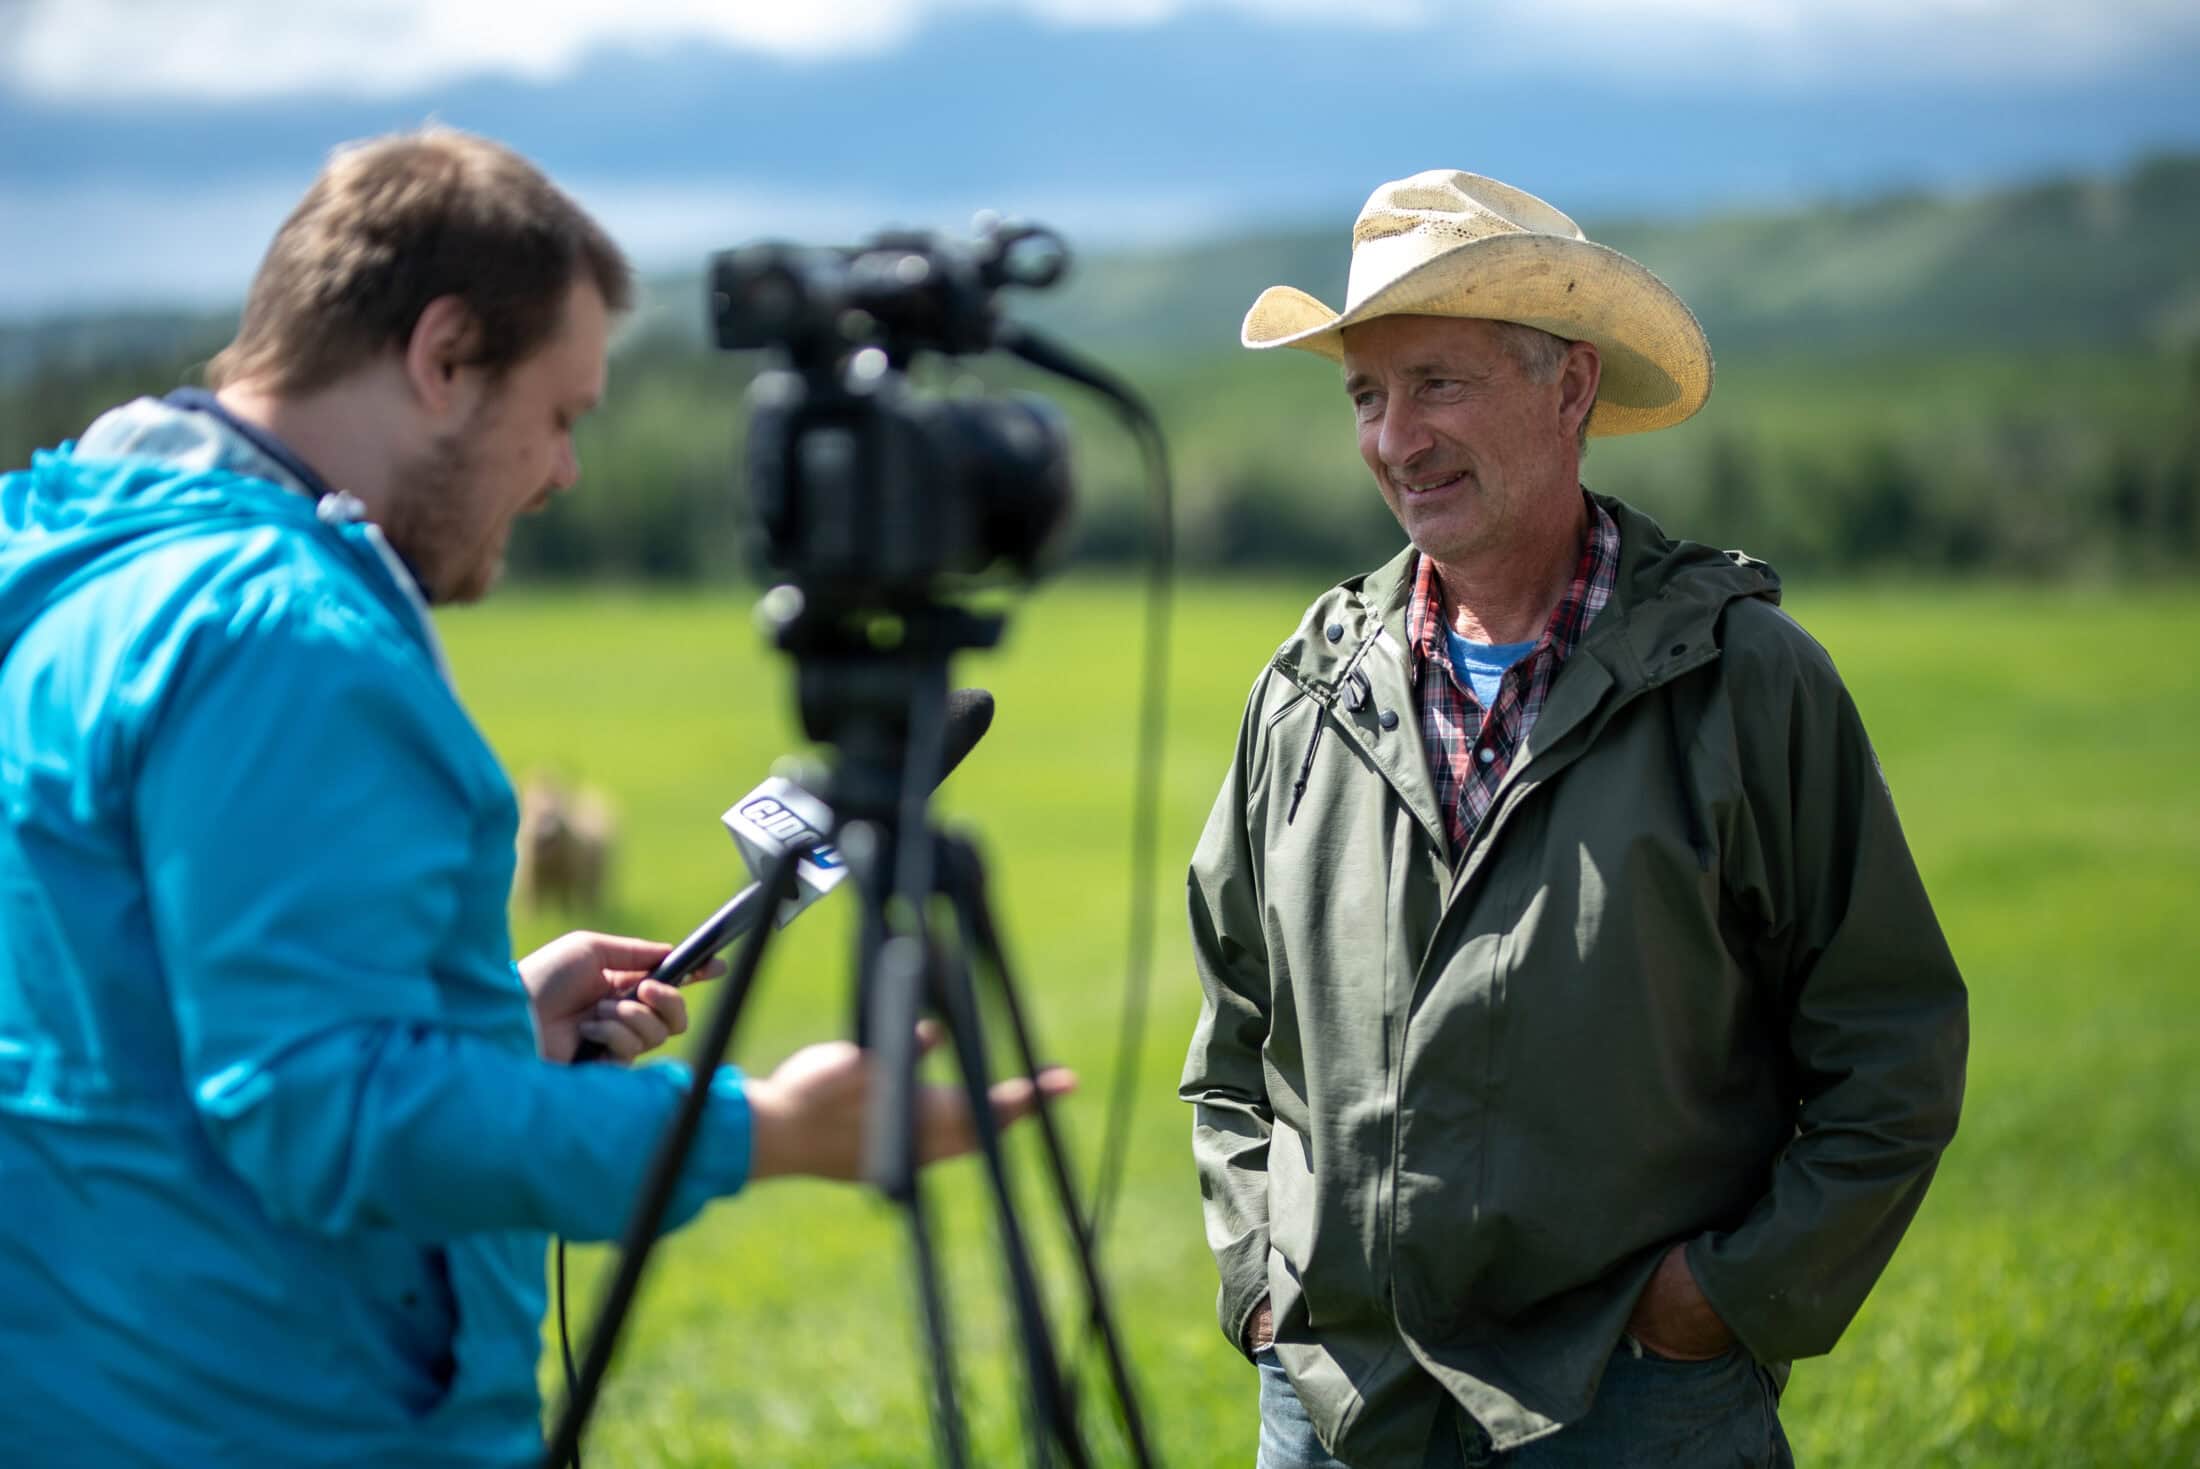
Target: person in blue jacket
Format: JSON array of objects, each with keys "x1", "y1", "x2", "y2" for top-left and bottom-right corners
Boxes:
[{"x1": 0, "y1": 127, "x2": 1069, "y2": 1467}]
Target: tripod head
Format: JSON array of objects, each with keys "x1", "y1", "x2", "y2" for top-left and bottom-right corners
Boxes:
[{"x1": 755, "y1": 586, "x2": 1004, "y2": 825}]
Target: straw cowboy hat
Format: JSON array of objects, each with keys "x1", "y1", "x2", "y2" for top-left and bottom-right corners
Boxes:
[{"x1": 1241, "y1": 170, "x2": 1713, "y2": 437}]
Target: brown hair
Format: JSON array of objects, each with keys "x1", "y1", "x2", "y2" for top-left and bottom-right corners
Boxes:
[{"x1": 207, "y1": 127, "x2": 631, "y2": 395}]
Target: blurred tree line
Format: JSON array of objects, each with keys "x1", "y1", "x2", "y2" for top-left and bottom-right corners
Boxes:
[{"x1": 6, "y1": 153, "x2": 2197, "y2": 583}]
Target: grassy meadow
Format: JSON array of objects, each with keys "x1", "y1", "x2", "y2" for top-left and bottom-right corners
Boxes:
[{"x1": 441, "y1": 573, "x2": 2200, "y2": 1467}]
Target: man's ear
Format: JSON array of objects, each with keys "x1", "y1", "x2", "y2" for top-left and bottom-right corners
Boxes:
[
  {"x1": 404, "y1": 295, "x2": 483, "y2": 420},
  {"x1": 1558, "y1": 339, "x2": 1602, "y2": 442}
]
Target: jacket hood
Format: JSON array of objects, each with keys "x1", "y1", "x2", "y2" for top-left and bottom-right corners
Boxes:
[
  {"x1": 0, "y1": 397, "x2": 380, "y2": 664},
  {"x1": 1588, "y1": 491, "x2": 1782, "y2": 690}
]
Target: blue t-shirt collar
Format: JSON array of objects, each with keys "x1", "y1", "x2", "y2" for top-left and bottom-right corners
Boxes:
[{"x1": 1444, "y1": 626, "x2": 1537, "y2": 709}]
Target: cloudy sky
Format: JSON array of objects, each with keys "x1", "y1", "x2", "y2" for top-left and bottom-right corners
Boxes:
[{"x1": 4, "y1": 0, "x2": 2197, "y2": 317}]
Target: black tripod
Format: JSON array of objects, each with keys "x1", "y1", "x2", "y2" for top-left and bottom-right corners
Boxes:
[{"x1": 543, "y1": 606, "x2": 1156, "y2": 1469}]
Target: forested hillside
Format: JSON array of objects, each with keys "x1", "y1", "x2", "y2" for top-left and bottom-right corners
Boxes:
[{"x1": 6, "y1": 153, "x2": 2196, "y2": 580}]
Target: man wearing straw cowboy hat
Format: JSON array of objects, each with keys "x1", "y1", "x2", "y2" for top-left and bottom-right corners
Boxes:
[{"x1": 1181, "y1": 171, "x2": 1968, "y2": 1466}]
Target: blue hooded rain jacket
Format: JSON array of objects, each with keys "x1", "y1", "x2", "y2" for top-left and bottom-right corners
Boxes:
[{"x1": 0, "y1": 396, "x2": 754, "y2": 1466}]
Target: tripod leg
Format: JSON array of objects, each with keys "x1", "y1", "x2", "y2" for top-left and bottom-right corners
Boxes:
[
  {"x1": 928, "y1": 920, "x2": 1087, "y2": 1469},
  {"x1": 847, "y1": 816, "x2": 973, "y2": 1469},
  {"x1": 541, "y1": 846, "x2": 803, "y2": 1469},
  {"x1": 944, "y1": 836, "x2": 1160, "y2": 1469},
  {"x1": 879, "y1": 929, "x2": 973, "y2": 1469},
  {"x1": 858, "y1": 660, "x2": 949, "y2": 1198},
  {"x1": 905, "y1": 1184, "x2": 971, "y2": 1469}
]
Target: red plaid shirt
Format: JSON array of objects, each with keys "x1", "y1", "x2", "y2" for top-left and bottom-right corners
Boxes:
[{"x1": 1411, "y1": 496, "x2": 1620, "y2": 855}]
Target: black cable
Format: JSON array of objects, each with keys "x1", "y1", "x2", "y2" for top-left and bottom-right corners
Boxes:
[
  {"x1": 997, "y1": 323, "x2": 1174, "y2": 1255},
  {"x1": 554, "y1": 1238, "x2": 581, "y2": 1469}
]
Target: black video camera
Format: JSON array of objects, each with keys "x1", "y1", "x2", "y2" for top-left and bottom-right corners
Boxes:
[{"x1": 711, "y1": 219, "x2": 1076, "y2": 612}]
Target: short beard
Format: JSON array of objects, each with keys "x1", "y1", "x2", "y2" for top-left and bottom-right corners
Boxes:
[{"x1": 380, "y1": 421, "x2": 491, "y2": 605}]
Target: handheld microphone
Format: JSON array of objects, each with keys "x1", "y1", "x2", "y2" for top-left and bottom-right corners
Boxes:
[{"x1": 570, "y1": 688, "x2": 995, "y2": 1063}]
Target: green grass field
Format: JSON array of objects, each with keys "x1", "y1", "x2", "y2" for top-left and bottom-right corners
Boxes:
[{"x1": 440, "y1": 575, "x2": 2200, "y2": 1467}]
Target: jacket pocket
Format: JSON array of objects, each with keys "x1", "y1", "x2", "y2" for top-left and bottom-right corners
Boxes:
[{"x1": 355, "y1": 1233, "x2": 459, "y2": 1418}]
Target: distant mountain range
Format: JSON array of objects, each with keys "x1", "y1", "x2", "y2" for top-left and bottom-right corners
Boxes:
[
  {"x1": 7, "y1": 151, "x2": 2196, "y2": 388},
  {"x1": 1011, "y1": 151, "x2": 2200, "y2": 359}
]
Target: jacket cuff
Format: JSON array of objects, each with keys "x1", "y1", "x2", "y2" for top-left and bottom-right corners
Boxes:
[{"x1": 698, "y1": 1064, "x2": 754, "y2": 1196}]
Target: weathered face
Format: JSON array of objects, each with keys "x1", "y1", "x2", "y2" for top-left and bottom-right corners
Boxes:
[
  {"x1": 400, "y1": 278, "x2": 610, "y2": 603},
  {"x1": 1340, "y1": 314, "x2": 1584, "y2": 570}
]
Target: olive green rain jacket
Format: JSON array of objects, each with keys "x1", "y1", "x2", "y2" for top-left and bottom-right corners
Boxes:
[{"x1": 1182, "y1": 495, "x2": 1968, "y2": 1463}]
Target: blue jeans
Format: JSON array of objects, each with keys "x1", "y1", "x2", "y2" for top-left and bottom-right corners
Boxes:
[{"x1": 1256, "y1": 1341, "x2": 1796, "y2": 1468}]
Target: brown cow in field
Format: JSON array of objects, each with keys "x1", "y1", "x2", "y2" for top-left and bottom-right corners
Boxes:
[{"x1": 513, "y1": 773, "x2": 618, "y2": 913}]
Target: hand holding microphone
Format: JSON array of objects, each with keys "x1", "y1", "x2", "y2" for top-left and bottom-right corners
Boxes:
[
  {"x1": 522, "y1": 932, "x2": 720, "y2": 1064},
  {"x1": 564, "y1": 689, "x2": 997, "y2": 1066}
]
